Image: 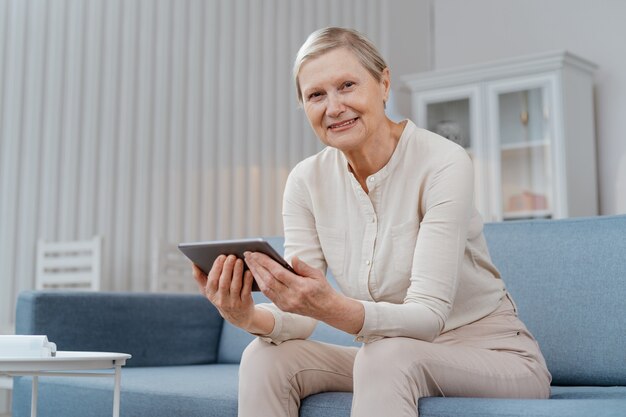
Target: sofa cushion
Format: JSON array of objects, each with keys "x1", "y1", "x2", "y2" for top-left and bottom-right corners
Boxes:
[
  {"x1": 15, "y1": 368, "x2": 625, "y2": 417},
  {"x1": 550, "y1": 385, "x2": 626, "y2": 399},
  {"x1": 483, "y1": 215, "x2": 626, "y2": 386},
  {"x1": 16, "y1": 291, "x2": 224, "y2": 367},
  {"x1": 13, "y1": 364, "x2": 240, "y2": 417},
  {"x1": 300, "y1": 389, "x2": 626, "y2": 417},
  {"x1": 417, "y1": 396, "x2": 626, "y2": 417}
]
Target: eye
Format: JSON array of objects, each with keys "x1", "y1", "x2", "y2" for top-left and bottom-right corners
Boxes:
[
  {"x1": 307, "y1": 91, "x2": 324, "y2": 102},
  {"x1": 341, "y1": 81, "x2": 356, "y2": 90}
]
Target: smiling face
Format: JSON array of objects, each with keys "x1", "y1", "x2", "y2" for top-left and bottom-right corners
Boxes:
[{"x1": 298, "y1": 47, "x2": 390, "y2": 153}]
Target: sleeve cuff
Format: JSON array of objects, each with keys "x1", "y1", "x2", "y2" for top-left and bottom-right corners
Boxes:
[
  {"x1": 253, "y1": 303, "x2": 318, "y2": 345},
  {"x1": 254, "y1": 303, "x2": 285, "y2": 345},
  {"x1": 354, "y1": 300, "x2": 384, "y2": 344}
]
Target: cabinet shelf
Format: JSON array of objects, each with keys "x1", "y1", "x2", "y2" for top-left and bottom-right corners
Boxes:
[
  {"x1": 501, "y1": 140, "x2": 549, "y2": 153},
  {"x1": 503, "y1": 210, "x2": 552, "y2": 220}
]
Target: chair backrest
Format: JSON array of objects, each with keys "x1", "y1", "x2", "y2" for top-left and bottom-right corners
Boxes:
[
  {"x1": 35, "y1": 236, "x2": 102, "y2": 291},
  {"x1": 151, "y1": 240, "x2": 197, "y2": 293}
]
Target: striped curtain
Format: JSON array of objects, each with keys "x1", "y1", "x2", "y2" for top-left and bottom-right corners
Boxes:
[{"x1": 0, "y1": 0, "x2": 386, "y2": 327}]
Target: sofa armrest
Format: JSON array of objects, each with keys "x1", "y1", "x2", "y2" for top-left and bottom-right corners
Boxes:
[{"x1": 16, "y1": 291, "x2": 224, "y2": 367}]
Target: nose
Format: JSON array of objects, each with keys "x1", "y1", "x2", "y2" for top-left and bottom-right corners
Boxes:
[{"x1": 326, "y1": 92, "x2": 346, "y2": 118}]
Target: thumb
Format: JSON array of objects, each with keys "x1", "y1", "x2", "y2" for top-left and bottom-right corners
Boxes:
[{"x1": 291, "y1": 256, "x2": 318, "y2": 278}]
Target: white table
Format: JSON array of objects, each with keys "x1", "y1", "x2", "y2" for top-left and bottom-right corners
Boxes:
[{"x1": 0, "y1": 351, "x2": 131, "y2": 417}]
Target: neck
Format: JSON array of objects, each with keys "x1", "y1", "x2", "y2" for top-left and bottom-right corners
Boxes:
[{"x1": 345, "y1": 119, "x2": 406, "y2": 193}]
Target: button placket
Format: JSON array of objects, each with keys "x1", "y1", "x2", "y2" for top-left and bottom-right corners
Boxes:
[
  {"x1": 362, "y1": 207, "x2": 378, "y2": 298},
  {"x1": 354, "y1": 175, "x2": 377, "y2": 300}
]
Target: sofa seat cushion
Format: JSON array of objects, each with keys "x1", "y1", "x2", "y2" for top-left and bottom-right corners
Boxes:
[
  {"x1": 418, "y1": 396, "x2": 626, "y2": 417},
  {"x1": 299, "y1": 388, "x2": 626, "y2": 417},
  {"x1": 13, "y1": 365, "x2": 626, "y2": 417},
  {"x1": 13, "y1": 364, "x2": 239, "y2": 417}
]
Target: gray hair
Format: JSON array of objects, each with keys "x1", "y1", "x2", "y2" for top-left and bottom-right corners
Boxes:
[{"x1": 293, "y1": 27, "x2": 388, "y2": 104}]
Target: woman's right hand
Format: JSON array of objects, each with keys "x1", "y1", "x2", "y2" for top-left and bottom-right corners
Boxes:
[{"x1": 193, "y1": 255, "x2": 256, "y2": 330}]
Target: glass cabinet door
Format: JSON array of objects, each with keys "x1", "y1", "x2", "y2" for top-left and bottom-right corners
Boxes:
[
  {"x1": 416, "y1": 86, "x2": 489, "y2": 219},
  {"x1": 426, "y1": 98, "x2": 472, "y2": 151},
  {"x1": 494, "y1": 85, "x2": 553, "y2": 220}
]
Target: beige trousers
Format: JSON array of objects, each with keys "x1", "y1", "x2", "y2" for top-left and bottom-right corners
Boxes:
[{"x1": 238, "y1": 295, "x2": 551, "y2": 417}]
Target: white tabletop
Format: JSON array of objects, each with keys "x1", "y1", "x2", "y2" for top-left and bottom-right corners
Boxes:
[{"x1": 0, "y1": 351, "x2": 132, "y2": 373}]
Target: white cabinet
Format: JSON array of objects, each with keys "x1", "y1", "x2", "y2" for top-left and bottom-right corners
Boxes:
[{"x1": 401, "y1": 51, "x2": 598, "y2": 222}]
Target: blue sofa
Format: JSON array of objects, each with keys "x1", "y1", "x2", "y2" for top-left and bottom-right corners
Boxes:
[{"x1": 13, "y1": 216, "x2": 626, "y2": 416}]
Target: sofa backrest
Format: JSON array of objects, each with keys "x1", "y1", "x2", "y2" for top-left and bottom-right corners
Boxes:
[
  {"x1": 219, "y1": 217, "x2": 626, "y2": 386},
  {"x1": 16, "y1": 291, "x2": 224, "y2": 367},
  {"x1": 484, "y1": 215, "x2": 626, "y2": 386}
]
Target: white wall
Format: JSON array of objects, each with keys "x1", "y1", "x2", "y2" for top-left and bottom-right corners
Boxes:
[
  {"x1": 385, "y1": 0, "x2": 433, "y2": 115},
  {"x1": 432, "y1": 0, "x2": 626, "y2": 215}
]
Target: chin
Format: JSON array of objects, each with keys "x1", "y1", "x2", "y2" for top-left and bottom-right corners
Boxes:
[
  {"x1": 327, "y1": 138, "x2": 363, "y2": 152},
  {"x1": 323, "y1": 130, "x2": 364, "y2": 149}
]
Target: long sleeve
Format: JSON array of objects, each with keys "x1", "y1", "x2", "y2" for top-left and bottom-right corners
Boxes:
[
  {"x1": 254, "y1": 303, "x2": 317, "y2": 345},
  {"x1": 253, "y1": 167, "x2": 322, "y2": 345},
  {"x1": 357, "y1": 148, "x2": 475, "y2": 342}
]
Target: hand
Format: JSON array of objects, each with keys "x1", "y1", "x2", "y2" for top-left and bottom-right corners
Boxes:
[
  {"x1": 243, "y1": 252, "x2": 336, "y2": 320},
  {"x1": 192, "y1": 255, "x2": 256, "y2": 329}
]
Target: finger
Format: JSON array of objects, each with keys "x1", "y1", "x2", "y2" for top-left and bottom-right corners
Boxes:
[
  {"x1": 207, "y1": 255, "x2": 226, "y2": 294},
  {"x1": 245, "y1": 254, "x2": 287, "y2": 295},
  {"x1": 218, "y1": 255, "x2": 237, "y2": 294},
  {"x1": 241, "y1": 270, "x2": 254, "y2": 301},
  {"x1": 243, "y1": 253, "x2": 269, "y2": 288},
  {"x1": 192, "y1": 264, "x2": 208, "y2": 292},
  {"x1": 230, "y1": 258, "x2": 244, "y2": 297},
  {"x1": 291, "y1": 256, "x2": 320, "y2": 278},
  {"x1": 245, "y1": 252, "x2": 295, "y2": 287},
  {"x1": 192, "y1": 263, "x2": 207, "y2": 284}
]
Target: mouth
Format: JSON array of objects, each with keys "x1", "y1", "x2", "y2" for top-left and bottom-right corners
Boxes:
[{"x1": 327, "y1": 117, "x2": 359, "y2": 131}]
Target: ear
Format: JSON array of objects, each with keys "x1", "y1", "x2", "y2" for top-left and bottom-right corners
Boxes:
[{"x1": 380, "y1": 67, "x2": 391, "y2": 102}]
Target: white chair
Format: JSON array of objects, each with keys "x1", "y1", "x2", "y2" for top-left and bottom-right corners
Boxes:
[
  {"x1": 151, "y1": 240, "x2": 197, "y2": 293},
  {"x1": 0, "y1": 377, "x2": 12, "y2": 412},
  {"x1": 35, "y1": 236, "x2": 102, "y2": 290}
]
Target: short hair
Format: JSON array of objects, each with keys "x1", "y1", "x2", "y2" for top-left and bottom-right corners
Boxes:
[{"x1": 293, "y1": 27, "x2": 388, "y2": 104}]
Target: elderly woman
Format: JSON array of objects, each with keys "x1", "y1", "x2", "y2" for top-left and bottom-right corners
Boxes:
[{"x1": 193, "y1": 27, "x2": 551, "y2": 417}]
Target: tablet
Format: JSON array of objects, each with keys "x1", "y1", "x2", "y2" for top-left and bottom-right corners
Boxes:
[{"x1": 178, "y1": 238, "x2": 294, "y2": 291}]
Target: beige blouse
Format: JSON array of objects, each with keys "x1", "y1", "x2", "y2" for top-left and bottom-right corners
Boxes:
[{"x1": 258, "y1": 120, "x2": 506, "y2": 344}]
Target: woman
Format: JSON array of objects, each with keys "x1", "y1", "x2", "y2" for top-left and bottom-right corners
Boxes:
[{"x1": 193, "y1": 27, "x2": 551, "y2": 417}]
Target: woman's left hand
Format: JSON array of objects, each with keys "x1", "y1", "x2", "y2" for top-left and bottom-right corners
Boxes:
[{"x1": 243, "y1": 252, "x2": 335, "y2": 320}]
